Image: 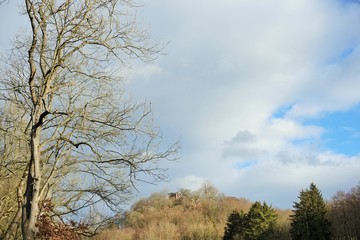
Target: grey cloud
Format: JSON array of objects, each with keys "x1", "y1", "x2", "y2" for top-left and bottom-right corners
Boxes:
[
  {"x1": 230, "y1": 130, "x2": 257, "y2": 144},
  {"x1": 223, "y1": 130, "x2": 260, "y2": 159},
  {"x1": 275, "y1": 150, "x2": 353, "y2": 166},
  {"x1": 222, "y1": 145, "x2": 266, "y2": 159}
]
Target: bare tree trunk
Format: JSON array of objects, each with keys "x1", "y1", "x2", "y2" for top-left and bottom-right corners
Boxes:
[
  {"x1": 22, "y1": 122, "x2": 42, "y2": 239},
  {"x1": 4, "y1": 173, "x2": 27, "y2": 240},
  {"x1": 20, "y1": 0, "x2": 42, "y2": 238}
]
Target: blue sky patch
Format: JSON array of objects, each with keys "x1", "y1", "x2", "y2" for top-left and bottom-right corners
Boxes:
[
  {"x1": 327, "y1": 46, "x2": 356, "y2": 65},
  {"x1": 305, "y1": 105, "x2": 360, "y2": 156},
  {"x1": 339, "y1": 0, "x2": 360, "y2": 4},
  {"x1": 273, "y1": 104, "x2": 294, "y2": 119},
  {"x1": 234, "y1": 160, "x2": 257, "y2": 169},
  {"x1": 338, "y1": 0, "x2": 360, "y2": 8}
]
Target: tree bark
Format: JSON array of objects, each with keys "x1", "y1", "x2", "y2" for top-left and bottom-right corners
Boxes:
[
  {"x1": 20, "y1": 1, "x2": 42, "y2": 238},
  {"x1": 22, "y1": 119, "x2": 42, "y2": 239}
]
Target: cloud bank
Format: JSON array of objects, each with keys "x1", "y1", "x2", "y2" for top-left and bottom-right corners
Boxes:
[{"x1": 126, "y1": 0, "x2": 360, "y2": 207}]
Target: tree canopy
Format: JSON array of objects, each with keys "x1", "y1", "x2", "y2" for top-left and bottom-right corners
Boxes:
[
  {"x1": 223, "y1": 210, "x2": 246, "y2": 240},
  {"x1": 290, "y1": 183, "x2": 332, "y2": 240},
  {"x1": 328, "y1": 183, "x2": 360, "y2": 239},
  {"x1": 223, "y1": 201, "x2": 278, "y2": 240}
]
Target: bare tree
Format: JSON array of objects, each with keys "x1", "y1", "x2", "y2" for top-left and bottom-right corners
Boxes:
[
  {"x1": 328, "y1": 184, "x2": 360, "y2": 239},
  {"x1": 0, "y1": 102, "x2": 29, "y2": 239},
  {"x1": 0, "y1": 0, "x2": 178, "y2": 239}
]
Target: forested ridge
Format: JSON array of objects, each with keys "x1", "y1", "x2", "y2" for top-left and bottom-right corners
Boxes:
[{"x1": 92, "y1": 182, "x2": 360, "y2": 240}]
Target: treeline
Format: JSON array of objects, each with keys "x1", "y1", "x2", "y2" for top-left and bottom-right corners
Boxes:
[
  {"x1": 93, "y1": 182, "x2": 360, "y2": 240},
  {"x1": 328, "y1": 184, "x2": 360, "y2": 238}
]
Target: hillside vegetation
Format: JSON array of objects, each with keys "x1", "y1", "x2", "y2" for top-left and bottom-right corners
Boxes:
[
  {"x1": 93, "y1": 182, "x2": 360, "y2": 240},
  {"x1": 93, "y1": 182, "x2": 292, "y2": 240}
]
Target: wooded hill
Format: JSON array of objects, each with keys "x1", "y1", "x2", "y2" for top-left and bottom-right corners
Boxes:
[{"x1": 92, "y1": 182, "x2": 360, "y2": 240}]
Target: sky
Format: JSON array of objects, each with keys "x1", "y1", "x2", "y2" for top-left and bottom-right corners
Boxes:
[{"x1": 1, "y1": 0, "x2": 360, "y2": 208}]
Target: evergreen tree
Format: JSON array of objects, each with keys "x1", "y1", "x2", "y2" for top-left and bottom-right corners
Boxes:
[
  {"x1": 245, "y1": 201, "x2": 277, "y2": 240},
  {"x1": 223, "y1": 202, "x2": 277, "y2": 240},
  {"x1": 223, "y1": 210, "x2": 246, "y2": 240},
  {"x1": 291, "y1": 183, "x2": 332, "y2": 240}
]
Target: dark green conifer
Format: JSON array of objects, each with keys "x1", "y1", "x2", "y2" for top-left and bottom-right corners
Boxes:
[
  {"x1": 223, "y1": 210, "x2": 246, "y2": 240},
  {"x1": 223, "y1": 201, "x2": 277, "y2": 240},
  {"x1": 291, "y1": 183, "x2": 332, "y2": 240}
]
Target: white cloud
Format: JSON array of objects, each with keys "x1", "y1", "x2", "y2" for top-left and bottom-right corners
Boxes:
[
  {"x1": 173, "y1": 175, "x2": 207, "y2": 191},
  {"x1": 125, "y1": 0, "x2": 360, "y2": 207}
]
